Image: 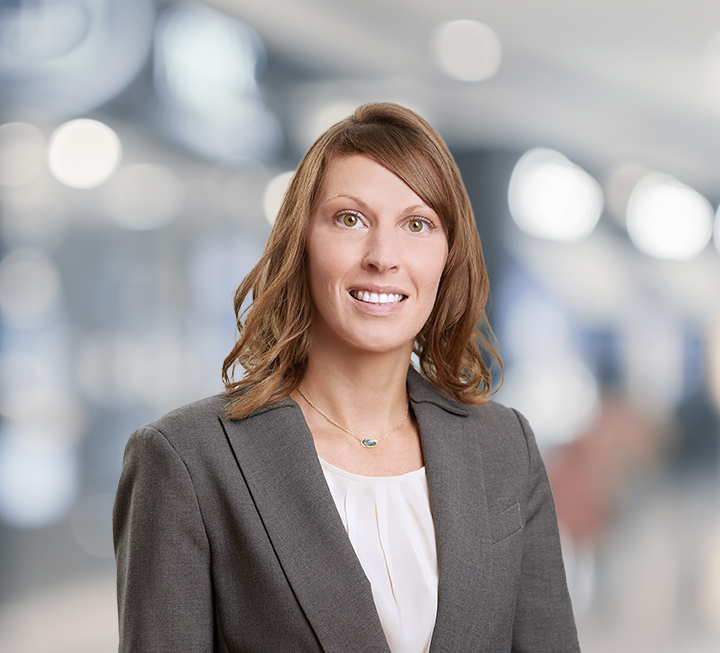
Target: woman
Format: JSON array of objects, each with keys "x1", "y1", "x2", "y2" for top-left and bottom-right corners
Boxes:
[{"x1": 113, "y1": 103, "x2": 580, "y2": 652}]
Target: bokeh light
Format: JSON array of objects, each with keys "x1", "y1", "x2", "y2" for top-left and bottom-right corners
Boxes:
[
  {"x1": 0, "y1": 2, "x2": 89, "y2": 61},
  {"x1": 431, "y1": 19, "x2": 502, "y2": 82},
  {"x1": 500, "y1": 357, "x2": 600, "y2": 448},
  {"x1": 0, "y1": 248, "x2": 61, "y2": 327},
  {"x1": 155, "y1": 2, "x2": 264, "y2": 116},
  {"x1": 0, "y1": 433, "x2": 78, "y2": 529},
  {"x1": 626, "y1": 172, "x2": 713, "y2": 260},
  {"x1": 263, "y1": 170, "x2": 294, "y2": 225},
  {"x1": 153, "y1": 3, "x2": 280, "y2": 161},
  {"x1": 47, "y1": 119, "x2": 121, "y2": 189},
  {"x1": 105, "y1": 163, "x2": 185, "y2": 230},
  {"x1": 0, "y1": 122, "x2": 45, "y2": 187},
  {"x1": 508, "y1": 148, "x2": 604, "y2": 242},
  {"x1": 0, "y1": 0, "x2": 154, "y2": 119},
  {"x1": 1, "y1": 383, "x2": 82, "y2": 450}
]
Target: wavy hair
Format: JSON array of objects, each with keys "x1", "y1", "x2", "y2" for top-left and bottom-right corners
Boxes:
[{"x1": 222, "y1": 102, "x2": 501, "y2": 418}]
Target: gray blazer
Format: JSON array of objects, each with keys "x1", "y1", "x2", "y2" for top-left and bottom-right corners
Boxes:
[{"x1": 113, "y1": 368, "x2": 580, "y2": 652}]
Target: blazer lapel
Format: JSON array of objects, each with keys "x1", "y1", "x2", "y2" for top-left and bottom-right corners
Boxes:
[
  {"x1": 220, "y1": 399, "x2": 390, "y2": 653},
  {"x1": 407, "y1": 369, "x2": 495, "y2": 651}
]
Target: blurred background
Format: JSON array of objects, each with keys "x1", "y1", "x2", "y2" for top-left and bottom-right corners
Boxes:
[{"x1": 0, "y1": 0, "x2": 719, "y2": 651}]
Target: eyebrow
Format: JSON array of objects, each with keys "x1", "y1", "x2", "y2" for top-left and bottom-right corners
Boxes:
[
  {"x1": 321, "y1": 194, "x2": 436, "y2": 216},
  {"x1": 321, "y1": 193, "x2": 368, "y2": 209}
]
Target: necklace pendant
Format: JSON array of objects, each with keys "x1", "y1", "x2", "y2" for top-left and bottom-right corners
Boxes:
[{"x1": 361, "y1": 438, "x2": 378, "y2": 448}]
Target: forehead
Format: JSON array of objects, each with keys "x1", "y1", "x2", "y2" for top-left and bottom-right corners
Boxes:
[{"x1": 314, "y1": 154, "x2": 430, "y2": 208}]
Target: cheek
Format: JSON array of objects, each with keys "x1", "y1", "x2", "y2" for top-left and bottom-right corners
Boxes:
[
  {"x1": 418, "y1": 245, "x2": 448, "y2": 296},
  {"x1": 306, "y1": 249, "x2": 347, "y2": 295}
]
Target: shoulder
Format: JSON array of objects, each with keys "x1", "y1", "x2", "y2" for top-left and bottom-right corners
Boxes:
[
  {"x1": 466, "y1": 400, "x2": 526, "y2": 432},
  {"x1": 408, "y1": 368, "x2": 536, "y2": 480},
  {"x1": 147, "y1": 394, "x2": 229, "y2": 436},
  {"x1": 130, "y1": 392, "x2": 298, "y2": 459},
  {"x1": 126, "y1": 394, "x2": 232, "y2": 462},
  {"x1": 407, "y1": 366, "x2": 529, "y2": 445},
  {"x1": 466, "y1": 401, "x2": 533, "y2": 452}
]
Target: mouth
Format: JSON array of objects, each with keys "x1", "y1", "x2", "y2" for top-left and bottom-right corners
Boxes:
[{"x1": 350, "y1": 290, "x2": 407, "y2": 305}]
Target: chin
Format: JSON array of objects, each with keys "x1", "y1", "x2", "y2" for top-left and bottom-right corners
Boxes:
[
  {"x1": 310, "y1": 312, "x2": 422, "y2": 358},
  {"x1": 344, "y1": 332, "x2": 417, "y2": 357}
]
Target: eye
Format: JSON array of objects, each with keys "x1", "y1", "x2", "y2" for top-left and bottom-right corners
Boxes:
[
  {"x1": 337, "y1": 212, "x2": 361, "y2": 227},
  {"x1": 407, "y1": 219, "x2": 428, "y2": 233}
]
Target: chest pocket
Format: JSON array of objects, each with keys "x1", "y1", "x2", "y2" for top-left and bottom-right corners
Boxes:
[{"x1": 490, "y1": 502, "x2": 522, "y2": 544}]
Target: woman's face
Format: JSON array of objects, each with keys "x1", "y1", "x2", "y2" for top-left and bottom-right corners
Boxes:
[{"x1": 306, "y1": 154, "x2": 449, "y2": 358}]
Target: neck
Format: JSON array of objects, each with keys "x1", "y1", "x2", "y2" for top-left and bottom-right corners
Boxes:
[{"x1": 298, "y1": 342, "x2": 412, "y2": 434}]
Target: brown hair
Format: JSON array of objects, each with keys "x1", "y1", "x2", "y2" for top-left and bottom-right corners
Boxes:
[{"x1": 222, "y1": 102, "x2": 501, "y2": 418}]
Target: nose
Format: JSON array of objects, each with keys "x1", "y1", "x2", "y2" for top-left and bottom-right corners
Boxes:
[{"x1": 361, "y1": 225, "x2": 400, "y2": 273}]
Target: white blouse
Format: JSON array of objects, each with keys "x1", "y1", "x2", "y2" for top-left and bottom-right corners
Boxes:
[{"x1": 319, "y1": 458, "x2": 439, "y2": 653}]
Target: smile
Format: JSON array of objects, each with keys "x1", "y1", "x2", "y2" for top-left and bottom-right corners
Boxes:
[{"x1": 350, "y1": 290, "x2": 406, "y2": 304}]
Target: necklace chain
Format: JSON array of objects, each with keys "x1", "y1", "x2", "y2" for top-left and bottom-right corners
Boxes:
[{"x1": 297, "y1": 388, "x2": 409, "y2": 449}]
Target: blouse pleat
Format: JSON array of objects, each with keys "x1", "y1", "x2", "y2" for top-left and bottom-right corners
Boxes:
[{"x1": 320, "y1": 459, "x2": 438, "y2": 653}]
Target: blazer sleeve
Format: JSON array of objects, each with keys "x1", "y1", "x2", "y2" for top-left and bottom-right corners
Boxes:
[
  {"x1": 511, "y1": 410, "x2": 581, "y2": 653},
  {"x1": 113, "y1": 426, "x2": 215, "y2": 653}
]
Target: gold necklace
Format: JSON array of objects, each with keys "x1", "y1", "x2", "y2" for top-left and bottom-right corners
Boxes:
[{"x1": 297, "y1": 388, "x2": 409, "y2": 449}]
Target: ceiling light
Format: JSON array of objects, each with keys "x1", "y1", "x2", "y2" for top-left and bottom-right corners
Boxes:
[
  {"x1": 508, "y1": 148, "x2": 603, "y2": 242},
  {"x1": 431, "y1": 19, "x2": 502, "y2": 82},
  {"x1": 47, "y1": 119, "x2": 121, "y2": 189},
  {"x1": 626, "y1": 172, "x2": 713, "y2": 260}
]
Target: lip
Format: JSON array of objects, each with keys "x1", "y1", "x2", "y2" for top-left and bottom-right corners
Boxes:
[
  {"x1": 348, "y1": 284, "x2": 408, "y2": 295},
  {"x1": 348, "y1": 285, "x2": 408, "y2": 314}
]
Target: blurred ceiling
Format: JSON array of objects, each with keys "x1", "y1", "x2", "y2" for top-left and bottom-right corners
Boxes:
[{"x1": 200, "y1": 0, "x2": 720, "y2": 200}]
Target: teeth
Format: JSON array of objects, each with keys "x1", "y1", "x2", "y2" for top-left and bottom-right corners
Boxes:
[{"x1": 352, "y1": 291, "x2": 405, "y2": 304}]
